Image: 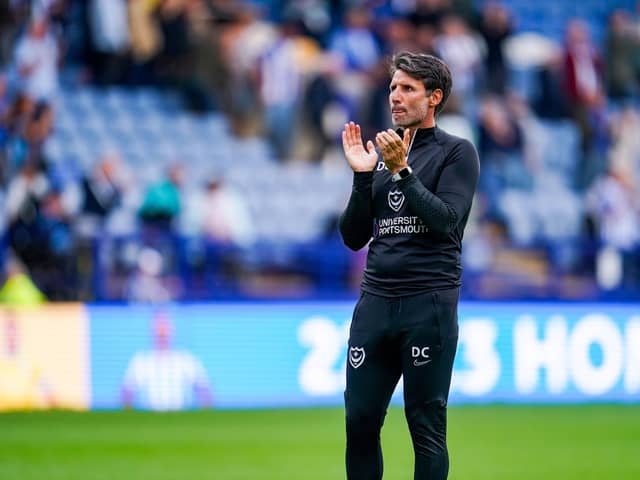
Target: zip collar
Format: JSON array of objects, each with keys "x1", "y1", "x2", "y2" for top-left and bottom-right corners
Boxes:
[{"x1": 396, "y1": 126, "x2": 438, "y2": 160}]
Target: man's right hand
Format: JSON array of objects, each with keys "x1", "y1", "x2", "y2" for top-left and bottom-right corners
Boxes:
[{"x1": 341, "y1": 122, "x2": 378, "y2": 172}]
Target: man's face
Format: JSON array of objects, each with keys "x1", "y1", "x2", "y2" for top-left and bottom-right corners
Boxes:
[
  {"x1": 389, "y1": 69, "x2": 430, "y2": 128},
  {"x1": 31, "y1": 19, "x2": 48, "y2": 39},
  {"x1": 153, "y1": 315, "x2": 173, "y2": 350}
]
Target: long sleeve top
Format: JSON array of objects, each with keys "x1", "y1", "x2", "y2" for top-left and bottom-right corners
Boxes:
[{"x1": 339, "y1": 126, "x2": 480, "y2": 296}]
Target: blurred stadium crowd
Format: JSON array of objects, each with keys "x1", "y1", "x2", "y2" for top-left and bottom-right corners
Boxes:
[{"x1": 0, "y1": 0, "x2": 640, "y2": 303}]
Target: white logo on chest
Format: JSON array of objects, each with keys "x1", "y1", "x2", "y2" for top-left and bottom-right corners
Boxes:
[{"x1": 388, "y1": 189, "x2": 405, "y2": 212}]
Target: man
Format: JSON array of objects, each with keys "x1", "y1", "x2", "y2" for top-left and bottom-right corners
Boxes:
[
  {"x1": 121, "y1": 311, "x2": 213, "y2": 411},
  {"x1": 14, "y1": 16, "x2": 59, "y2": 101},
  {"x1": 339, "y1": 52, "x2": 479, "y2": 480}
]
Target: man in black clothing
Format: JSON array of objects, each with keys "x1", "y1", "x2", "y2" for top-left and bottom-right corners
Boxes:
[{"x1": 339, "y1": 52, "x2": 479, "y2": 480}]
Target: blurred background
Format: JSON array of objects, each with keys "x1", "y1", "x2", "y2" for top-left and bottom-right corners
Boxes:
[
  {"x1": 1, "y1": 3, "x2": 639, "y2": 479},
  {"x1": 1, "y1": 0, "x2": 639, "y2": 304}
]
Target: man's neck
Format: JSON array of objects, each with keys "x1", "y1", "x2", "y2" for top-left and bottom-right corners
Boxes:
[
  {"x1": 405, "y1": 114, "x2": 436, "y2": 134},
  {"x1": 419, "y1": 114, "x2": 437, "y2": 129}
]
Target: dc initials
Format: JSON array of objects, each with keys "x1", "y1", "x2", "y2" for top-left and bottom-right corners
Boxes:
[{"x1": 412, "y1": 346, "x2": 431, "y2": 366}]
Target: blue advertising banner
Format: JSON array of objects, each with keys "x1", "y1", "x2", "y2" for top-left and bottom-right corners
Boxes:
[
  {"x1": 450, "y1": 302, "x2": 639, "y2": 403},
  {"x1": 87, "y1": 302, "x2": 640, "y2": 410}
]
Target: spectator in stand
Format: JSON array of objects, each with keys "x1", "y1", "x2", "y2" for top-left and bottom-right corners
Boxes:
[
  {"x1": 157, "y1": 0, "x2": 215, "y2": 112},
  {"x1": 632, "y1": 1, "x2": 640, "y2": 90},
  {"x1": 301, "y1": 53, "x2": 345, "y2": 162},
  {"x1": 607, "y1": 105, "x2": 640, "y2": 189},
  {"x1": 257, "y1": 19, "x2": 308, "y2": 160},
  {"x1": 1, "y1": 2, "x2": 32, "y2": 68},
  {"x1": 155, "y1": 0, "x2": 192, "y2": 85},
  {"x1": 378, "y1": 15, "x2": 416, "y2": 56},
  {"x1": 137, "y1": 162, "x2": 184, "y2": 280},
  {"x1": 329, "y1": 6, "x2": 380, "y2": 74},
  {"x1": 5, "y1": 156, "x2": 78, "y2": 300},
  {"x1": 5, "y1": 160, "x2": 50, "y2": 250},
  {"x1": 434, "y1": 15, "x2": 484, "y2": 116},
  {"x1": 72, "y1": 151, "x2": 128, "y2": 300},
  {"x1": 532, "y1": 50, "x2": 571, "y2": 120},
  {"x1": 562, "y1": 19, "x2": 608, "y2": 188},
  {"x1": 605, "y1": 9, "x2": 640, "y2": 101},
  {"x1": 77, "y1": 153, "x2": 125, "y2": 237},
  {"x1": 137, "y1": 162, "x2": 185, "y2": 300},
  {"x1": 477, "y1": 1, "x2": 513, "y2": 95},
  {"x1": 586, "y1": 161, "x2": 640, "y2": 290},
  {"x1": 21, "y1": 100, "x2": 53, "y2": 165},
  {"x1": 36, "y1": 186, "x2": 76, "y2": 300},
  {"x1": 219, "y1": 7, "x2": 275, "y2": 137},
  {"x1": 0, "y1": 73, "x2": 11, "y2": 184},
  {"x1": 408, "y1": 0, "x2": 453, "y2": 27},
  {"x1": 4, "y1": 92, "x2": 35, "y2": 139},
  {"x1": 87, "y1": 0, "x2": 130, "y2": 85},
  {"x1": 13, "y1": 15, "x2": 60, "y2": 102},
  {"x1": 2, "y1": 93, "x2": 36, "y2": 184},
  {"x1": 328, "y1": 6, "x2": 381, "y2": 123},
  {"x1": 0, "y1": 255, "x2": 46, "y2": 306},
  {"x1": 190, "y1": 174, "x2": 256, "y2": 287},
  {"x1": 124, "y1": 246, "x2": 175, "y2": 304},
  {"x1": 200, "y1": 174, "x2": 255, "y2": 248},
  {"x1": 477, "y1": 95, "x2": 528, "y2": 203},
  {"x1": 279, "y1": 0, "x2": 333, "y2": 45},
  {"x1": 0, "y1": 73, "x2": 9, "y2": 121},
  {"x1": 138, "y1": 162, "x2": 184, "y2": 230},
  {"x1": 0, "y1": 2, "x2": 16, "y2": 67},
  {"x1": 189, "y1": 0, "x2": 228, "y2": 93},
  {"x1": 414, "y1": 23, "x2": 438, "y2": 57},
  {"x1": 127, "y1": 0, "x2": 163, "y2": 85}
]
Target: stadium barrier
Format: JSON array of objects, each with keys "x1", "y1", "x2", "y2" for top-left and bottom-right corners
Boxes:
[{"x1": 1, "y1": 301, "x2": 638, "y2": 411}]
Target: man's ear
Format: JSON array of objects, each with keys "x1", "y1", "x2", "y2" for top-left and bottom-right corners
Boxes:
[{"x1": 429, "y1": 89, "x2": 443, "y2": 109}]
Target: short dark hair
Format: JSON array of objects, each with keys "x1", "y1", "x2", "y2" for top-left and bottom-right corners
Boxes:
[{"x1": 390, "y1": 52, "x2": 452, "y2": 115}]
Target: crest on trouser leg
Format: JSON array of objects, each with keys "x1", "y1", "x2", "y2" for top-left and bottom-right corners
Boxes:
[{"x1": 349, "y1": 346, "x2": 365, "y2": 368}]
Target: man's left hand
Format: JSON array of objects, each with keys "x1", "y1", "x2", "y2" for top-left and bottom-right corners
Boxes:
[{"x1": 375, "y1": 129, "x2": 412, "y2": 174}]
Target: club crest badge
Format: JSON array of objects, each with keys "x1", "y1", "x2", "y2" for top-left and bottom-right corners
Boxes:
[
  {"x1": 388, "y1": 189, "x2": 405, "y2": 212},
  {"x1": 349, "y1": 347, "x2": 366, "y2": 369}
]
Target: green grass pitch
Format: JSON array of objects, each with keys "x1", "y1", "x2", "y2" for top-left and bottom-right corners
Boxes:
[{"x1": 1, "y1": 405, "x2": 639, "y2": 479}]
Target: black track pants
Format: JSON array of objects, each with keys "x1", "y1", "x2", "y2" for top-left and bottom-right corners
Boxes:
[{"x1": 345, "y1": 288, "x2": 459, "y2": 480}]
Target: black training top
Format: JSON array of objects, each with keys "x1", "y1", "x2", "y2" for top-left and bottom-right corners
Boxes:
[{"x1": 339, "y1": 126, "x2": 480, "y2": 296}]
